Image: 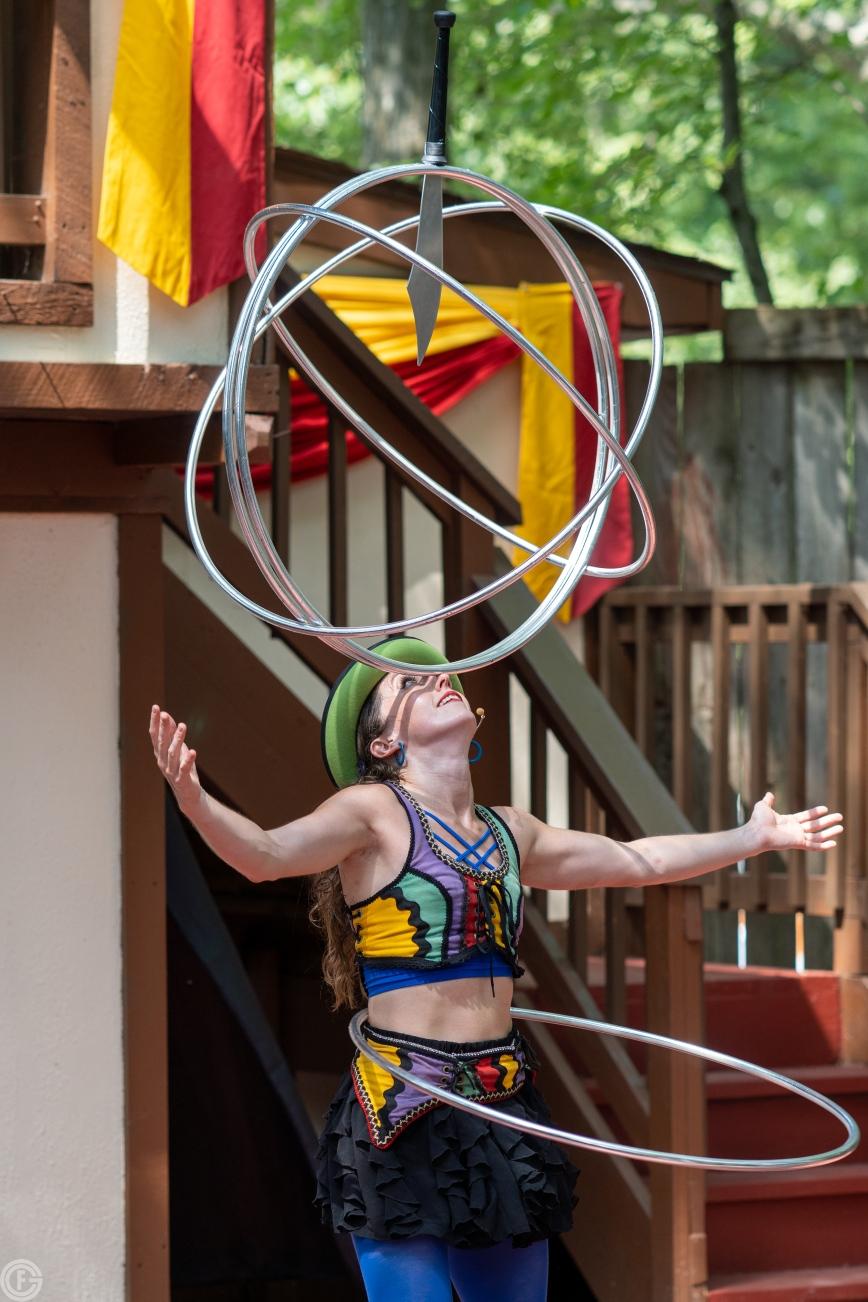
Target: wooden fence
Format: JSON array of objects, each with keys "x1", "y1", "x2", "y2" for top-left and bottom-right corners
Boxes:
[{"x1": 623, "y1": 352, "x2": 866, "y2": 591}]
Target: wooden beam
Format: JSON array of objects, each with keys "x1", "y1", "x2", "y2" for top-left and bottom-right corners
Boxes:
[
  {"x1": 0, "y1": 361, "x2": 280, "y2": 417},
  {"x1": 0, "y1": 195, "x2": 46, "y2": 245},
  {"x1": 113, "y1": 412, "x2": 274, "y2": 467},
  {"x1": 0, "y1": 279, "x2": 92, "y2": 326},
  {"x1": 0, "y1": 420, "x2": 179, "y2": 511},
  {"x1": 725, "y1": 307, "x2": 868, "y2": 361},
  {"x1": 118, "y1": 515, "x2": 170, "y2": 1302}
]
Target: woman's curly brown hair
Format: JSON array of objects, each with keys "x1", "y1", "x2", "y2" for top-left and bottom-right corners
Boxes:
[{"x1": 308, "y1": 682, "x2": 403, "y2": 1010}]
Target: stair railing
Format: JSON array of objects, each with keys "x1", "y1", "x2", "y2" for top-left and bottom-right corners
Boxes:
[{"x1": 586, "y1": 583, "x2": 868, "y2": 978}]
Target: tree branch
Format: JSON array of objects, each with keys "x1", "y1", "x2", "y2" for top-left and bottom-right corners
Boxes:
[{"x1": 715, "y1": 0, "x2": 775, "y2": 304}]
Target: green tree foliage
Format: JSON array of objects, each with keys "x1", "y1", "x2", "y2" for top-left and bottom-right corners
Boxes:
[{"x1": 274, "y1": 1, "x2": 868, "y2": 306}]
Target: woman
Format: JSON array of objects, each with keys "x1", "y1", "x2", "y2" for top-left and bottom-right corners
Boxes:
[{"x1": 149, "y1": 635, "x2": 843, "y2": 1302}]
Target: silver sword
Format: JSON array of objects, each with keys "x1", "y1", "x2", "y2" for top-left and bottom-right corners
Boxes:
[{"x1": 407, "y1": 10, "x2": 456, "y2": 366}]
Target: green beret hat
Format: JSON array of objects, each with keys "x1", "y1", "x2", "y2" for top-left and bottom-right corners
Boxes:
[{"x1": 320, "y1": 636, "x2": 463, "y2": 789}]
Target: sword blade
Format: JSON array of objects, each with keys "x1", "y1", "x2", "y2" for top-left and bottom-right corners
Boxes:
[{"x1": 407, "y1": 171, "x2": 444, "y2": 366}]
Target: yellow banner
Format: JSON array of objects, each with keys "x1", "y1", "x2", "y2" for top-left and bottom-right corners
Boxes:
[{"x1": 98, "y1": 0, "x2": 194, "y2": 305}]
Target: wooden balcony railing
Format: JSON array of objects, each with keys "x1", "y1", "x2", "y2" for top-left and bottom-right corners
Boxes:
[{"x1": 587, "y1": 583, "x2": 868, "y2": 976}]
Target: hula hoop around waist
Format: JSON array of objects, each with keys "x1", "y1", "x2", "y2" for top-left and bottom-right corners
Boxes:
[{"x1": 349, "y1": 1006, "x2": 860, "y2": 1173}]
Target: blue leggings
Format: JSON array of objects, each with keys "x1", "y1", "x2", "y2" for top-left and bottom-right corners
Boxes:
[{"x1": 351, "y1": 1233, "x2": 549, "y2": 1301}]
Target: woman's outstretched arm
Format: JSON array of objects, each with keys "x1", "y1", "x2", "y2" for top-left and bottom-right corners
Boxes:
[
  {"x1": 149, "y1": 705, "x2": 371, "y2": 883},
  {"x1": 512, "y1": 793, "x2": 844, "y2": 892}
]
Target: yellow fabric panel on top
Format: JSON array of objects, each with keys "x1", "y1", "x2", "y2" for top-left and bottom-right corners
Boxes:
[
  {"x1": 312, "y1": 275, "x2": 519, "y2": 367},
  {"x1": 97, "y1": 0, "x2": 194, "y2": 306},
  {"x1": 514, "y1": 285, "x2": 576, "y2": 622}
]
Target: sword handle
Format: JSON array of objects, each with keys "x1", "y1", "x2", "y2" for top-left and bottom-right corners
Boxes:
[{"x1": 425, "y1": 11, "x2": 456, "y2": 164}]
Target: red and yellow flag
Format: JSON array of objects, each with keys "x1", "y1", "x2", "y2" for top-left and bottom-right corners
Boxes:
[{"x1": 98, "y1": 0, "x2": 266, "y2": 306}]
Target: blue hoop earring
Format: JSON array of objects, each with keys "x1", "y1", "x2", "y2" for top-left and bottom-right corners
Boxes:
[
  {"x1": 468, "y1": 739, "x2": 484, "y2": 765},
  {"x1": 395, "y1": 741, "x2": 406, "y2": 768}
]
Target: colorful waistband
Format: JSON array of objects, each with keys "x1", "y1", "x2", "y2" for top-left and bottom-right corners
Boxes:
[{"x1": 350, "y1": 1019, "x2": 538, "y2": 1149}]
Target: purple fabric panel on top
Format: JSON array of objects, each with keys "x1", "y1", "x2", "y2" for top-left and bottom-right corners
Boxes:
[{"x1": 391, "y1": 785, "x2": 467, "y2": 958}]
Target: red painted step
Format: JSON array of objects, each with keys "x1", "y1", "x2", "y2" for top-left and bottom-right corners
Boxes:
[
  {"x1": 583, "y1": 1064, "x2": 867, "y2": 1166},
  {"x1": 708, "y1": 1263, "x2": 868, "y2": 1301},
  {"x1": 583, "y1": 958, "x2": 842, "y2": 1070},
  {"x1": 706, "y1": 1162, "x2": 868, "y2": 1274},
  {"x1": 705, "y1": 1064, "x2": 868, "y2": 1164}
]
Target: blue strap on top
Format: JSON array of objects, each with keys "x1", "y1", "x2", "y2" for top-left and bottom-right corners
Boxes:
[{"x1": 423, "y1": 807, "x2": 500, "y2": 872}]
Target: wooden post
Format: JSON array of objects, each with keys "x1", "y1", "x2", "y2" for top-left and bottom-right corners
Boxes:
[
  {"x1": 747, "y1": 601, "x2": 769, "y2": 909},
  {"x1": 119, "y1": 515, "x2": 170, "y2": 1302},
  {"x1": 645, "y1": 884, "x2": 708, "y2": 1302},
  {"x1": 786, "y1": 597, "x2": 808, "y2": 911},
  {"x1": 708, "y1": 598, "x2": 731, "y2": 907},
  {"x1": 837, "y1": 639, "x2": 867, "y2": 975}
]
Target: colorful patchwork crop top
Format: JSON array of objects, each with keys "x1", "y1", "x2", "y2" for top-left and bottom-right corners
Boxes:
[{"x1": 347, "y1": 781, "x2": 526, "y2": 999}]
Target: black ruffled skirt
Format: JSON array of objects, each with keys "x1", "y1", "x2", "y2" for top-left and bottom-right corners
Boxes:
[{"x1": 313, "y1": 1038, "x2": 580, "y2": 1249}]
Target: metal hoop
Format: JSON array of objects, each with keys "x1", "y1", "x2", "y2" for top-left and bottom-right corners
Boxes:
[
  {"x1": 184, "y1": 163, "x2": 664, "y2": 676},
  {"x1": 348, "y1": 1007, "x2": 861, "y2": 1173}
]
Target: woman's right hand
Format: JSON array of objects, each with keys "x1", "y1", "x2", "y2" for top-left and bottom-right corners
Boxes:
[{"x1": 149, "y1": 705, "x2": 202, "y2": 811}]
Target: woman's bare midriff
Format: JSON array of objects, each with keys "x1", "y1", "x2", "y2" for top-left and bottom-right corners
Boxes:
[{"x1": 365, "y1": 974, "x2": 515, "y2": 1041}]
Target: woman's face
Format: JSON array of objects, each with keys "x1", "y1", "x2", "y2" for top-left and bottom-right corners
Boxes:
[{"x1": 371, "y1": 670, "x2": 474, "y2": 760}]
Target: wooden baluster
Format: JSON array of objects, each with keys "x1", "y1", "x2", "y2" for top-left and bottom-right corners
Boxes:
[
  {"x1": 672, "y1": 603, "x2": 692, "y2": 816},
  {"x1": 604, "y1": 886, "x2": 627, "y2": 1028},
  {"x1": 327, "y1": 405, "x2": 348, "y2": 626},
  {"x1": 600, "y1": 599, "x2": 634, "y2": 731},
  {"x1": 384, "y1": 465, "x2": 405, "y2": 623},
  {"x1": 583, "y1": 600, "x2": 601, "y2": 682},
  {"x1": 709, "y1": 599, "x2": 731, "y2": 908},
  {"x1": 212, "y1": 461, "x2": 232, "y2": 523},
  {"x1": 441, "y1": 472, "x2": 512, "y2": 805},
  {"x1": 566, "y1": 762, "x2": 589, "y2": 983},
  {"x1": 786, "y1": 596, "x2": 808, "y2": 911},
  {"x1": 530, "y1": 707, "x2": 547, "y2": 916},
  {"x1": 748, "y1": 601, "x2": 769, "y2": 909},
  {"x1": 270, "y1": 362, "x2": 291, "y2": 566},
  {"x1": 634, "y1": 602, "x2": 652, "y2": 757}
]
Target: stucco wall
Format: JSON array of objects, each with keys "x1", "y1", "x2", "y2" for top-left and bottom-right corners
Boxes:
[{"x1": 0, "y1": 514, "x2": 125, "y2": 1301}]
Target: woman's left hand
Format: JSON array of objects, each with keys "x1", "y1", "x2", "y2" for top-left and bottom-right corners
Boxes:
[{"x1": 748, "y1": 792, "x2": 844, "y2": 853}]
